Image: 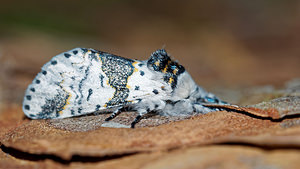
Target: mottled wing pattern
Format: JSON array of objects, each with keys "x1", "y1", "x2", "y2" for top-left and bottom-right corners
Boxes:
[{"x1": 24, "y1": 48, "x2": 107, "y2": 118}]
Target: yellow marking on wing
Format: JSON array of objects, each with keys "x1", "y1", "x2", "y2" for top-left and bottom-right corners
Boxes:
[
  {"x1": 127, "y1": 61, "x2": 139, "y2": 85},
  {"x1": 169, "y1": 77, "x2": 174, "y2": 84},
  {"x1": 57, "y1": 78, "x2": 72, "y2": 115},
  {"x1": 132, "y1": 61, "x2": 138, "y2": 72},
  {"x1": 123, "y1": 61, "x2": 139, "y2": 102},
  {"x1": 60, "y1": 92, "x2": 71, "y2": 114},
  {"x1": 96, "y1": 53, "x2": 102, "y2": 64}
]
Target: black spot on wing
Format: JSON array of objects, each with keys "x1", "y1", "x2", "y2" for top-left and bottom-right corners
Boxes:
[
  {"x1": 24, "y1": 105, "x2": 30, "y2": 110},
  {"x1": 42, "y1": 70, "x2": 47, "y2": 75},
  {"x1": 29, "y1": 114, "x2": 36, "y2": 118},
  {"x1": 35, "y1": 79, "x2": 40, "y2": 84},
  {"x1": 64, "y1": 53, "x2": 71, "y2": 58},
  {"x1": 95, "y1": 105, "x2": 101, "y2": 111},
  {"x1": 152, "y1": 89, "x2": 159, "y2": 94},
  {"x1": 140, "y1": 71, "x2": 145, "y2": 76},
  {"x1": 30, "y1": 88, "x2": 35, "y2": 92},
  {"x1": 138, "y1": 63, "x2": 144, "y2": 67},
  {"x1": 71, "y1": 109, "x2": 75, "y2": 115},
  {"x1": 78, "y1": 107, "x2": 83, "y2": 114},
  {"x1": 26, "y1": 95, "x2": 32, "y2": 100},
  {"x1": 135, "y1": 86, "x2": 140, "y2": 90},
  {"x1": 73, "y1": 50, "x2": 78, "y2": 55},
  {"x1": 51, "y1": 60, "x2": 57, "y2": 65}
]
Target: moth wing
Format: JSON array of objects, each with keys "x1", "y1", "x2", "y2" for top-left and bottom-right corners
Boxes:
[{"x1": 23, "y1": 48, "x2": 115, "y2": 119}]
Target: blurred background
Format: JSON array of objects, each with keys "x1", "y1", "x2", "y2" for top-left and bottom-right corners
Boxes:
[{"x1": 0, "y1": 0, "x2": 299, "y2": 106}]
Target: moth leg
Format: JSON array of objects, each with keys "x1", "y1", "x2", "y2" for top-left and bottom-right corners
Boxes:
[
  {"x1": 105, "y1": 107, "x2": 122, "y2": 121},
  {"x1": 131, "y1": 99, "x2": 166, "y2": 128},
  {"x1": 131, "y1": 114, "x2": 142, "y2": 128},
  {"x1": 130, "y1": 108, "x2": 148, "y2": 128}
]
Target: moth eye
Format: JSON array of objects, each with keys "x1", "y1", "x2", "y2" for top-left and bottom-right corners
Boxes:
[
  {"x1": 205, "y1": 96, "x2": 221, "y2": 104},
  {"x1": 206, "y1": 97, "x2": 216, "y2": 103},
  {"x1": 197, "y1": 97, "x2": 218, "y2": 103}
]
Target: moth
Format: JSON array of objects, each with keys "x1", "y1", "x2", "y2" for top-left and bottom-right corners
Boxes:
[{"x1": 23, "y1": 48, "x2": 227, "y2": 128}]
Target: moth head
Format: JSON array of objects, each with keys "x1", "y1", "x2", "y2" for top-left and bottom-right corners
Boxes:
[
  {"x1": 147, "y1": 49, "x2": 171, "y2": 72},
  {"x1": 147, "y1": 49, "x2": 186, "y2": 89},
  {"x1": 174, "y1": 73, "x2": 227, "y2": 105}
]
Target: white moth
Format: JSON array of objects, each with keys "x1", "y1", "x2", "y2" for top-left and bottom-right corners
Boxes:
[{"x1": 23, "y1": 48, "x2": 227, "y2": 128}]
